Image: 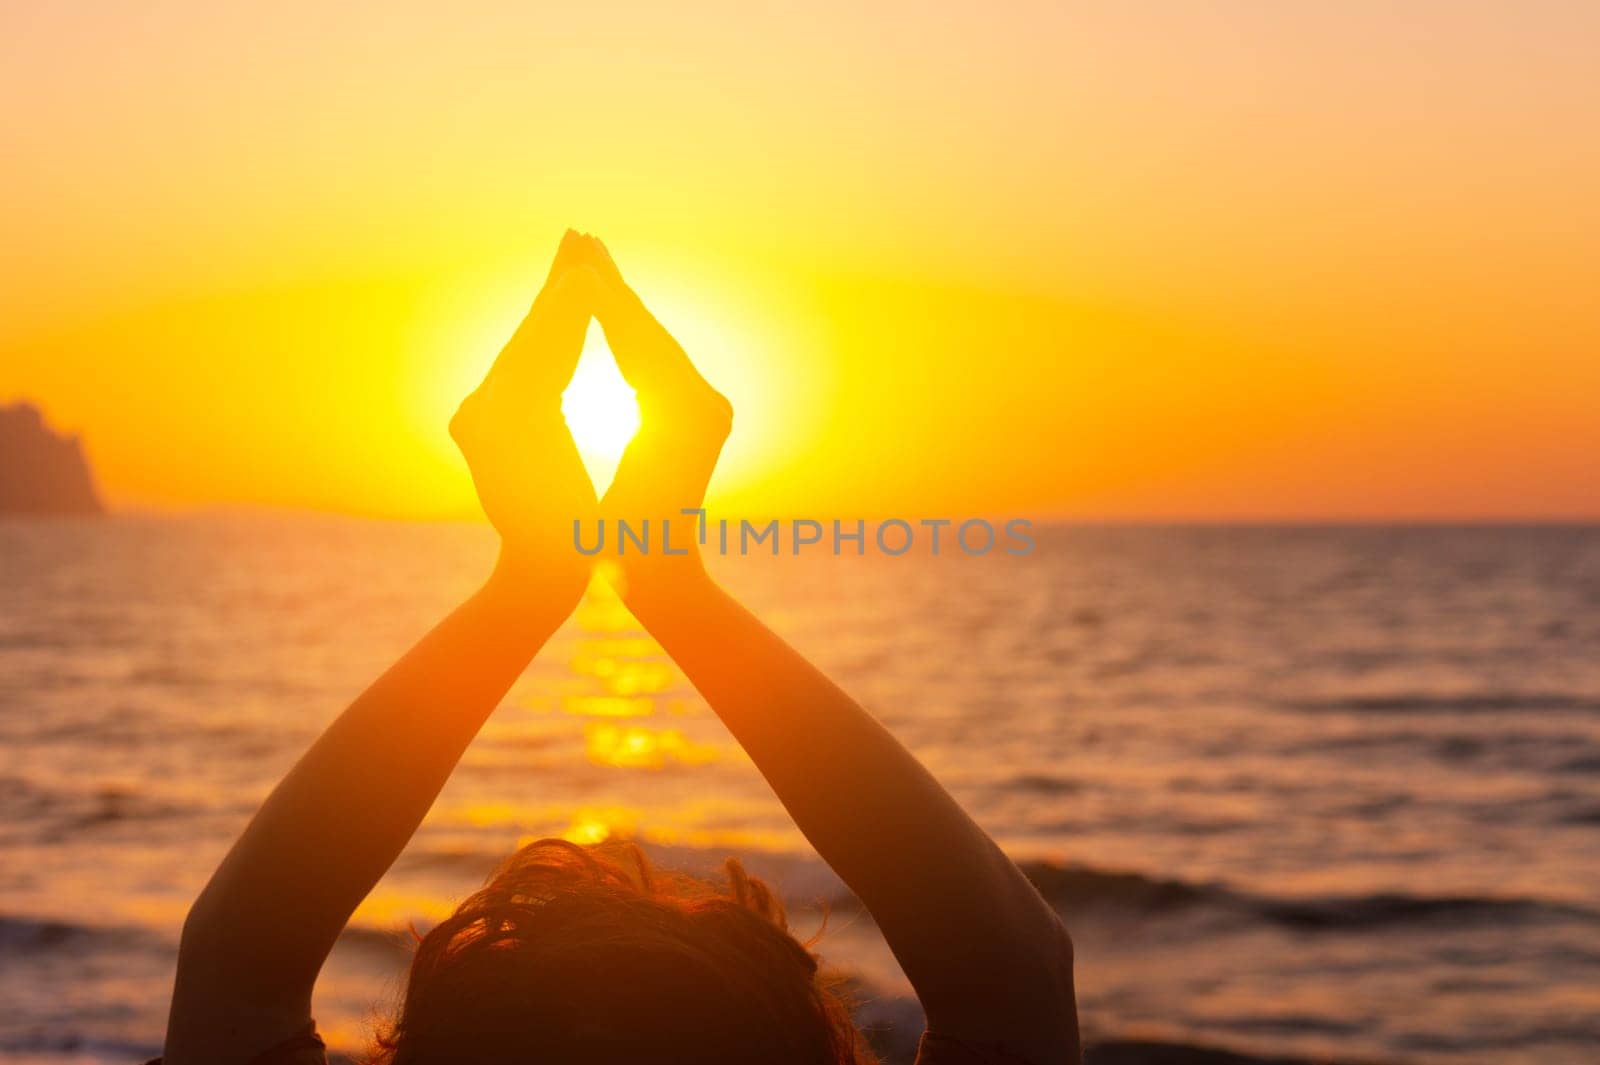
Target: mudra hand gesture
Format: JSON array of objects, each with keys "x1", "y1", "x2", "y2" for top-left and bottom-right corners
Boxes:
[{"x1": 458, "y1": 230, "x2": 734, "y2": 601}]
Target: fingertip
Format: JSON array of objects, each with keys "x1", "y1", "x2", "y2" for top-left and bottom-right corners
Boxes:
[
  {"x1": 557, "y1": 228, "x2": 588, "y2": 268},
  {"x1": 590, "y1": 235, "x2": 619, "y2": 270}
]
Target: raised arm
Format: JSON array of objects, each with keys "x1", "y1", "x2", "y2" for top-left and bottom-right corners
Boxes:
[
  {"x1": 162, "y1": 233, "x2": 600, "y2": 1065},
  {"x1": 584, "y1": 238, "x2": 1080, "y2": 1064}
]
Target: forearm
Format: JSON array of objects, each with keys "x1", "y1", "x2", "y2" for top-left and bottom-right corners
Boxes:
[
  {"x1": 623, "y1": 570, "x2": 1076, "y2": 1053},
  {"x1": 175, "y1": 560, "x2": 566, "y2": 1013}
]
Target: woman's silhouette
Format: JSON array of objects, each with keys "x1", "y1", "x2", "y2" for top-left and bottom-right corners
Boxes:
[{"x1": 157, "y1": 233, "x2": 1079, "y2": 1065}]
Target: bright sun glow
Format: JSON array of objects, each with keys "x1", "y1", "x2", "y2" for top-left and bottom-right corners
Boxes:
[{"x1": 561, "y1": 325, "x2": 640, "y2": 490}]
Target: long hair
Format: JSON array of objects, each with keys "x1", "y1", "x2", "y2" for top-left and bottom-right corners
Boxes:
[{"x1": 370, "y1": 838, "x2": 874, "y2": 1065}]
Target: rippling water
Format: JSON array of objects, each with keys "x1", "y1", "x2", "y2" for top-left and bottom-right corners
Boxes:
[{"x1": 3, "y1": 516, "x2": 1599, "y2": 1064}]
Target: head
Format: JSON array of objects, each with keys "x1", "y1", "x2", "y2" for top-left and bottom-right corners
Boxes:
[{"x1": 372, "y1": 838, "x2": 873, "y2": 1065}]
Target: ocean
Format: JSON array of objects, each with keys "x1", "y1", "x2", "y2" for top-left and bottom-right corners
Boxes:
[{"x1": 2, "y1": 515, "x2": 1598, "y2": 1064}]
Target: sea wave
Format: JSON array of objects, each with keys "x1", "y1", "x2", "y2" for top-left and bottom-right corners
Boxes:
[
  {"x1": 0, "y1": 1033, "x2": 165, "y2": 1063},
  {"x1": 0, "y1": 912, "x2": 164, "y2": 955},
  {"x1": 1282, "y1": 692, "x2": 1600, "y2": 715},
  {"x1": 1018, "y1": 861, "x2": 1599, "y2": 932},
  {"x1": 386, "y1": 842, "x2": 1598, "y2": 937},
  {"x1": 1082, "y1": 1038, "x2": 1385, "y2": 1064},
  {"x1": 336, "y1": 923, "x2": 418, "y2": 964}
]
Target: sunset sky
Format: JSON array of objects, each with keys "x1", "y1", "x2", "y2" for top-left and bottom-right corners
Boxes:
[{"x1": 3, "y1": 2, "x2": 1597, "y2": 520}]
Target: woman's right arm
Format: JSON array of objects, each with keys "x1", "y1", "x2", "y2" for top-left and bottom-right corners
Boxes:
[
  {"x1": 581, "y1": 234, "x2": 1079, "y2": 1064},
  {"x1": 625, "y1": 571, "x2": 1080, "y2": 1064}
]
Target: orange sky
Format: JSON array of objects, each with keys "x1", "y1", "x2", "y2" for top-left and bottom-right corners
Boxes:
[{"x1": 3, "y1": 2, "x2": 1597, "y2": 520}]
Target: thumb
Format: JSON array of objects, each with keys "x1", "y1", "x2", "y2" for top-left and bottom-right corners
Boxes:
[
  {"x1": 488, "y1": 264, "x2": 598, "y2": 402},
  {"x1": 544, "y1": 228, "x2": 589, "y2": 287}
]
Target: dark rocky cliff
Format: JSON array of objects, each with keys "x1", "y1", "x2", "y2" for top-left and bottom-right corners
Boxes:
[{"x1": 0, "y1": 402, "x2": 106, "y2": 515}]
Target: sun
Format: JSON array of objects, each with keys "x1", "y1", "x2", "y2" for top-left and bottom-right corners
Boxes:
[{"x1": 561, "y1": 324, "x2": 640, "y2": 490}]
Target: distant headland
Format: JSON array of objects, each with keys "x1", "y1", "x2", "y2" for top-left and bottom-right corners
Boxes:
[{"x1": 0, "y1": 401, "x2": 106, "y2": 515}]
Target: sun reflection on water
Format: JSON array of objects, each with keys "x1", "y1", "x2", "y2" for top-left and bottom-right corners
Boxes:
[
  {"x1": 560, "y1": 694, "x2": 655, "y2": 718},
  {"x1": 585, "y1": 722, "x2": 722, "y2": 769}
]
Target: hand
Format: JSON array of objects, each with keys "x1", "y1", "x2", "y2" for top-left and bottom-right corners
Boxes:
[
  {"x1": 451, "y1": 230, "x2": 599, "y2": 608},
  {"x1": 581, "y1": 236, "x2": 732, "y2": 599}
]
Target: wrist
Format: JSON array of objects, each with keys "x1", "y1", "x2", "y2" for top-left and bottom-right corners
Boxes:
[
  {"x1": 611, "y1": 558, "x2": 719, "y2": 617},
  {"x1": 479, "y1": 550, "x2": 589, "y2": 627}
]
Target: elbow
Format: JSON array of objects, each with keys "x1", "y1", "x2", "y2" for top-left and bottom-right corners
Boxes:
[
  {"x1": 175, "y1": 888, "x2": 306, "y2": 1006},
  {"x1": 1052, "y1": 920, "x2": 1076, "y2": 972},
  {"x1": 176, "y1": 890, "x2": 230, "y2": 971},
  {"x1": 178, "y1": 882, "x2": 258, "y2": 976},
  {"x1": 1024, "y1": 919, "x2": 1076, "y2": 1002},
  {"x1": 928, "y1": 921, "x2": 1080, "y2": 1064},
  {"x1": 1017, "y1": 924, "x2": 1081, "y2": 1064},
  {"x1": 1005, "y1": 915, "x2": 1078, "y2": 1028}
]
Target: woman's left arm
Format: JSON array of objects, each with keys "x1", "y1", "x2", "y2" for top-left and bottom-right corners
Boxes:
[
  {"x1": 162, "y1": 233, "x2": 601, "y2": 1065},
  {"x1": 163, "y1": 572, "x2": 571, "y2": 1064}
]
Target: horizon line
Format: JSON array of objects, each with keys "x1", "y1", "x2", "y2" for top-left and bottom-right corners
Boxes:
[{"x1": 40, "y1": 501, "x2": 1600, "y2": 529}]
